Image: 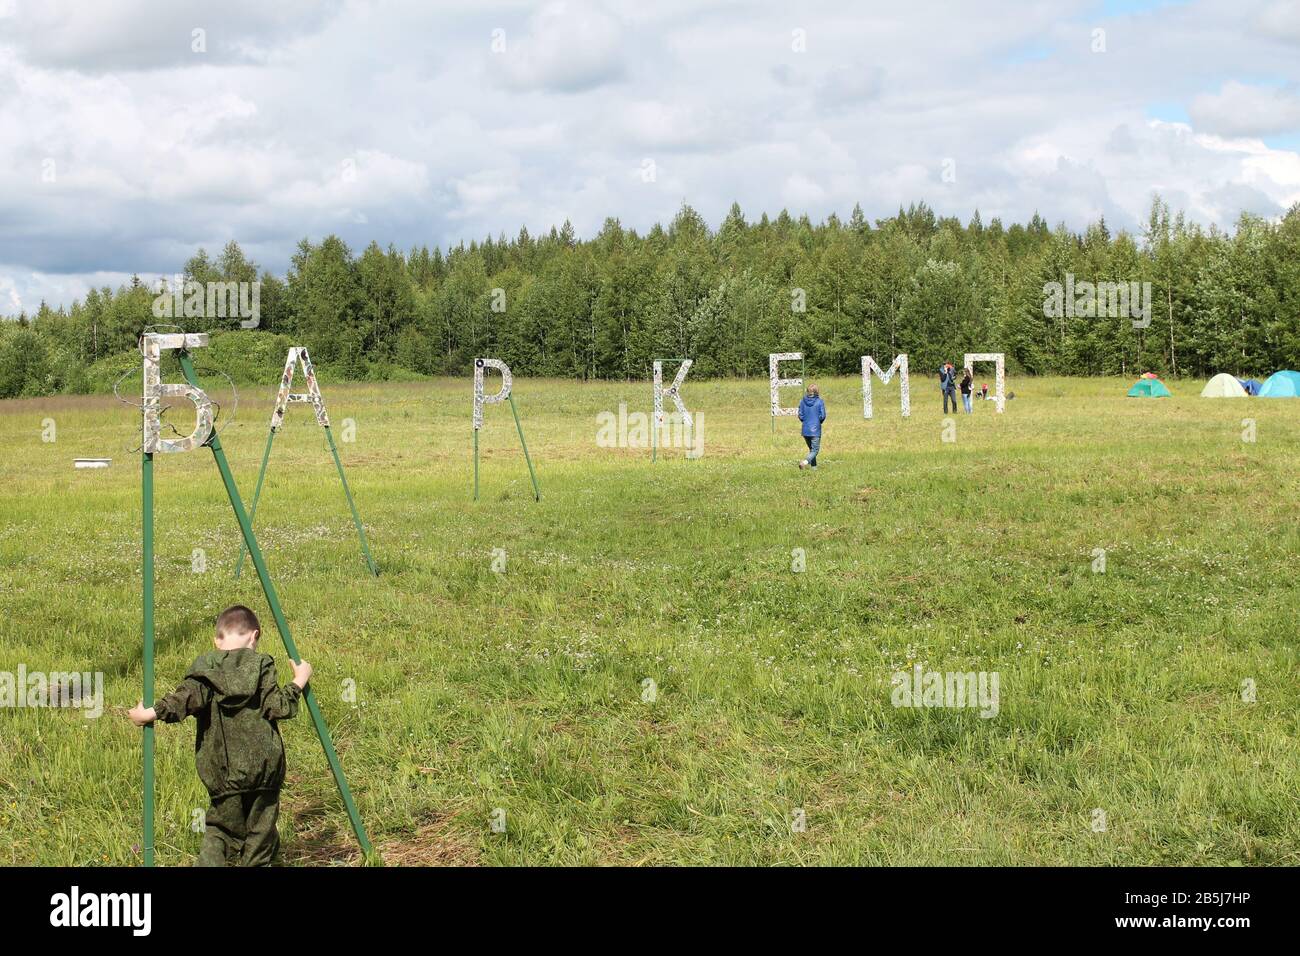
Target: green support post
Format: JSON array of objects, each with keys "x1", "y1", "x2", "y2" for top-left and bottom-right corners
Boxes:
[
  {"x1": 142, "y1": 450, "x2": 155, "y2": 867},
  {"x1": 178, "y1": 353, "x2": 375, "y2": 861},
  {"x1": 473, "y1": 428, "x2": 479, "y2": 501},
  {"x1": 234, "y1": 427, "x2": 275, "y2": 580},
  {"x1": 508, "y1": 393, "x2": 540, "y2": 502},
  {"x1": 237, "y1": 423, "x2": 376, "y2": 578},
  {"x1": 325, "y1": 425, "x2": 379, "y2": 576}
]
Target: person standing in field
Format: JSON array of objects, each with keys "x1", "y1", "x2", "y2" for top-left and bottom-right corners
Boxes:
[
  {"x1": 960, "y1": 367, "x2": 974, "y2": 414},
  {"x1": 939, "y1": 362, "x2": 959, "y2": 414},
  {"x1": 129, "y1": 604, "x2": 310, "y2": 866},
  {"x1": 798, "y1": 383, "x2": 825, "y2": 470}
]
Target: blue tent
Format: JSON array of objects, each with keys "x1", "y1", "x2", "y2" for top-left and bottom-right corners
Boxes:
[
  {"x1": 1259, "y1": 370, "x2": 1300, "y2": 398},
  {"x1": 1238, "y1": 378, "x2": 1263, "y2": 396}
]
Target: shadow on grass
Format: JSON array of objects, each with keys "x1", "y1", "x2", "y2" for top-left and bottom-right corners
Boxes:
[{"x1": 282, "y1": 794, "x2": 478, "y2": 867}]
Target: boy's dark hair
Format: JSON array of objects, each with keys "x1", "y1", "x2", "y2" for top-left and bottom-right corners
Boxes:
[{"x1": 216, "y1": 605, "x2": 261, "y2": 640}]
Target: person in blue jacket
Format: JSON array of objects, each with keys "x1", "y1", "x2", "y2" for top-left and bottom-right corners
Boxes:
[{"x1": 797, "y1": 384, "x2": 826, "y2": 470}]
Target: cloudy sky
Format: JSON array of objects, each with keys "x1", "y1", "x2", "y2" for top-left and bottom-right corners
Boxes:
[{"x1": 3, "y1": 0, "x2": 1300, "y2": 311}]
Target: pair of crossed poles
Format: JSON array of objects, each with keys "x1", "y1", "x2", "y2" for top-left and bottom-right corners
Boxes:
[
  {"x1": 139, "y1": 345, "x2": 543, "y2": 864},
  {"x1": 138, "y1": 335, "x2": 374, "y2": 866},
  {"x1": 235, "y1": 347, "x2": 378, "y2": 578}
]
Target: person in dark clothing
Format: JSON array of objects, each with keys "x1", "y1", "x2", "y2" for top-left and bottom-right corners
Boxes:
[
  {"x1": 939, "y1": 363, "x2": 959, "y2": 414},
  {"x1": 797, "y1": 384, "x2": 826, "y2": 469},
  {"x1": 960, "y1": 367, "x2": 973, "y2": 413},
  {"x1": 129, "y1": 604, "x2": 311, "y2": 866}
]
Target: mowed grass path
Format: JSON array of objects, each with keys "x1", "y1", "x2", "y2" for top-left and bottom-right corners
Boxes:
[{"x1": 0, "y1": 374, "x2": 1297, "y2": 865}]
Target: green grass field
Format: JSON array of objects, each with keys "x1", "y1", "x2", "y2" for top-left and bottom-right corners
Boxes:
[{"x1": 1, "y1": 374, "x2": 1297, "y2": 866}]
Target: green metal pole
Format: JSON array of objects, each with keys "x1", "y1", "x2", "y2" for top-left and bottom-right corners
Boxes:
[
  {"x1": 324, "y1": 425, "x2": 379, "y2": 577},
  {"x1": 234, "y1": 427, "x2": 276, "y2": 580},
  {"x1": 652, "y1": 362, "x2": 658, "y2": 463},
  {"x1": 142, "y1": 450, "x2": 155, "y2": 868},
  {"x1": 178, "y1": 354, "x2": 375, "y2": 861},
  {"x1": 473, "y1": 428, "x2": 479, "y2": 501},
  {"x1": 508, "y1": 393, "x2": 540, "y2": 502}
]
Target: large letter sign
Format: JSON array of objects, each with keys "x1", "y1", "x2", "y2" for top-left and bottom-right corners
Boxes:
[
  {"x1": 471, "y1": 357, "x2": 538, "y2": 501},
  {"x1": 134, "y1": 330, "x2": 373, "y2": 869},
  {"x1": 653, "y1": 359, "x2": 694, "y2": 432},
  {"x1": 141, "y1": 332, "x2": 214, "y2": 453},
  {"x1": 473, "y1": 358, "x2": 512, "y2": 431},
  {"x1": 770, "y1": 352, "x2": 803, "y2": 418},
  {"x1": 237, "y1": 345, "x2": 377, "y2": 580},
  {"x1": 270, "y1": 347, "x2": 329, "y2": 431},
  {"x1": 862, "y1": 354, "x2": 910, "y2": 419},
  {"x1": 964, "y1": 352, "x2": 1006, "y2": 413}
]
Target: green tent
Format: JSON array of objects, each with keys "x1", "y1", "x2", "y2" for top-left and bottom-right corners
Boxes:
[{"x1": 1128, "y1": 378, "x2": 1172, "y2": 397}]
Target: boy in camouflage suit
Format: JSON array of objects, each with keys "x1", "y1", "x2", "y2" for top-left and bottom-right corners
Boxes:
[{"x1": 130, "y1": 605, "x2": 311, "y2": 866}]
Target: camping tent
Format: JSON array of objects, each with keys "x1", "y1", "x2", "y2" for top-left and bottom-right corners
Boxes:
[
  {"x1": 1259, "y1": 370, "x2": 1300, "y2": 398},
  {"x1": 1201, "y1": 373, "x2": 1249, "y2": 398},
  {"x1": 1239, "y1": 378, "x2": 1262, "y2": 396},
  {"x1": 1128, "y1": 378, "x2": 1172, "y2": 397}
]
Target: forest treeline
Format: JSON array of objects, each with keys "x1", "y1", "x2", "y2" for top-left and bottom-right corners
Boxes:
[{"x1": 2, "y1": 196, "x2": 1299, "y2": 398}]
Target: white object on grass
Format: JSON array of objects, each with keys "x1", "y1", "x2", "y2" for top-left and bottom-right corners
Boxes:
[
  {"x1": 141, "y1": 332, "x2": 213, "y2": 454},
  {"x1": 269, "y1": 347, "x2": 330, "y2": 431},
  {"x1": 653, "y1": 359, "x2": 694, "y2": 431},
  {"x1": 862, "y1": 354, "x2": 910, "y2": 419},
  {"x1": 963, "y1": 353, "x2": 1006, "y2": 413},
  {"x1": 770, "y1": 352, "x2": 803, "y2": 417},
  {"x1": 473, "y1": 358, "x2": 512, "y2": 430}
]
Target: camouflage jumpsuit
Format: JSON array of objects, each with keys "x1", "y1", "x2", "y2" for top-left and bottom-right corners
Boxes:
[{"x1": 154, "y1": 647, "x2": 301, "y2": 866}]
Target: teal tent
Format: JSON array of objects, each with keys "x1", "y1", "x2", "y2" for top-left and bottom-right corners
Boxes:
[
  {"x1": 1128, "y1": 378, "x2": 1172, "y2": 398},
  {"x1": 1259, "y1": 370, "x2": 1300, "y2": 398}
]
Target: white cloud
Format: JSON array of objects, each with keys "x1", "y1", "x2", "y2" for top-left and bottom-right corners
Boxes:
[
  {"x1": 781, "y1": 173, "x2": 826, "y2": 207},
  {"x1": 1255, "y1": 0, "x2": 1300, "y2": 43},
  {"x1": 491, "y1": 1, "x2": 625, "y2": 93},
  {"x1": 816, "y1": 63, "x2": 884, "y2": 107},
  {"x1": 452, "y1": 168, "x2": 520, "y2": 210},
  {"x1": 0, "y1": 274, "x2": 23, "y2": 313},
  {"x1": 5, "y1": 0, "x2": 342, "y2": 70},
  {"x1": 1190, "y1": 81, "x2": 1300, "y2": 137},
  {"x1": 616, "y1": 100, "x2": 743, "y2": 151},
  {"x1": 1, "y1": 0, "x2": 1299, "y2": 310}
]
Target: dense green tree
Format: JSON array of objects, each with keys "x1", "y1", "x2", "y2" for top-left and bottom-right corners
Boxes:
[
  {"x1": 6, "y1": 200, "x2": 1299, "y2": 394},
  {"x1": 286, "y1": 236, "x2": 365, "y2": 372}
]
